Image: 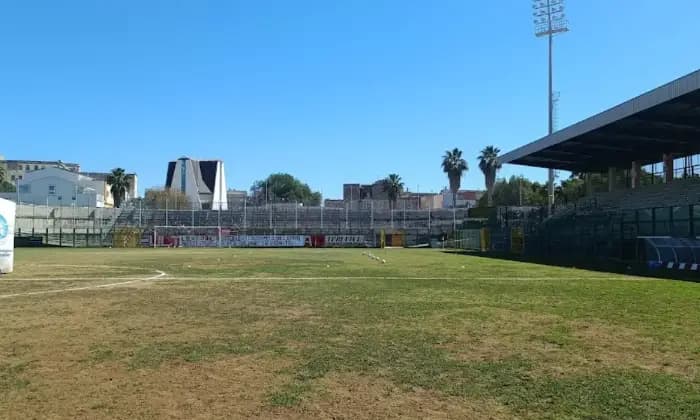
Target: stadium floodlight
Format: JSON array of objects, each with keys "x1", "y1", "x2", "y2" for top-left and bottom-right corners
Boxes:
[
  {"x1": 533, "y1": 0, "x2": 569, "y2": 37},
  {"x1": 532, "y1": 0, "x2": 569, "y2": 213}
]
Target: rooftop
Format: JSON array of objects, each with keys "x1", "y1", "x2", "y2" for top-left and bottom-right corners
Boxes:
[{"x1": 499, "y1": 69, "x2": 700, "y2": 172}]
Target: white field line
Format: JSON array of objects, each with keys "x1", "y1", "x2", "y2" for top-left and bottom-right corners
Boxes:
[
  {"x1": 1, "y1": 276, "x2": 628, "y2": 283},
  {"x1": 5, "y1": 277, "x2": 161, "y2": 281},
  {"x1": 160, "y1": 275, "x2": 631, "y2": 282},
  {"x1": 23, "y1": 263, "x2": 169, "y2": 270},
  {"x1": 0, "y1": 270, "x2": 167, "y2": 299}
]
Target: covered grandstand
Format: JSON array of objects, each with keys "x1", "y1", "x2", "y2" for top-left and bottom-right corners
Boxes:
[
  {"x1": 498, "y1": 69, "x2": 700, "y2": 270},
  {"x1": 500, "y1": 70, "x2": 700, "y2": 178}
]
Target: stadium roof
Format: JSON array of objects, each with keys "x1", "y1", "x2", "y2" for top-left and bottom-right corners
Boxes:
[{"x1": 499, "y1": 69, "x2": 700, "y2": 172}]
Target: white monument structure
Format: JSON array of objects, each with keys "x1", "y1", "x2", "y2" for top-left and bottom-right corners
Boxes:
[{"x1": 165, "y1": 157, "x2": 228, "y2": 210}]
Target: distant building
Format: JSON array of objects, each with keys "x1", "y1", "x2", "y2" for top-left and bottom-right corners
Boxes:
[
  {"x1": 0, "y1": 167, "x2": 136, "y2": 207},
  {"x1": 323, "y1": 199, "x2": 345, "y2": 208},
  {"x1": 227, "y1": 189, "x2": 248, "y2": 208},
  {"x1": 343, "y1": 180, "x2": 389, "y2": 201},
  {"x1": 0, "y1": 159, "x2": 80, "y2": 183},
  {"x1": 419, "y1": 193, "x2": 443, "y2": 209},
  {"x1": 338, "y1": 181, "x2": 445, "y2": 210},
  {"x1": 440, "y1": 189, "x2": 484, "y2": 208},
  {"x1": 343, "y1": 184, "x2": 362, "y2": 201},
  {"x1": 165, "y1": 157, "x2": 228, "y2": 210}
]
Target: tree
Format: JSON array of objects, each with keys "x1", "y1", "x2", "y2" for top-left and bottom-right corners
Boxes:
[
  {"x1": 555, "y1": 173, "x2": 586, "y2": 205},
  {"x1": 0, "y1": 181, "x2": 15, "y2": 193},
  {"x1": 477, "y1": 175, "x2": 547, "y2": 207},
  {"x1": 106, "y1": 168, "x2": 130, "y2": 208},
  {"x1": 251, "y1": 173, "x2": 321, "y2": 206},
  {"x1": 0, "y1": 166, "x2": 14, "y2": 193},
  {"x1": 441, "y1": 148, "x2": 468, "y2": 208},
  {"x1": 382, "y1": 173, "x2": 404, "y2": 209},
  {"x1": 478, "y1": 146, "x2": 502, "y2": 206},
  {"x1": 144, "y1": 189, "x2": 191, "y2": 209},
  {"x1": 0, "y1": 166, "x2": 16, "y2": 193}
]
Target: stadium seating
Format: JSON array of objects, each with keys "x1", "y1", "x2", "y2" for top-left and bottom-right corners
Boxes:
[
  {"x1": 109, "y1": 204, "x2": 472, "y2": 239},
  {"x1": 556, "y1": 178, "x2": 700, "y2": 217},
  {"x1": 12, "y1": 201, "x2": 477, "y2": 248}
]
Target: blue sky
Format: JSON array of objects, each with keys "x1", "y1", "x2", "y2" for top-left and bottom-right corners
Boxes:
[{"x1": 2, "y1": 0, "x2": 699, "y2": 198}]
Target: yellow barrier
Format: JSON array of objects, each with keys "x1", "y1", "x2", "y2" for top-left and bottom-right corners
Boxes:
[{"x1": 112, "y1": 228, "x2": 143, "y2": 248}]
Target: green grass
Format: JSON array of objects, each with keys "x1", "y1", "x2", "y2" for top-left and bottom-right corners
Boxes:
[
  {"x1": 0, "y1": 248, "x2": 699, "y2": 419},
  {"x1": 0, "y1": 362, "x2": 30, "y2": 393}
]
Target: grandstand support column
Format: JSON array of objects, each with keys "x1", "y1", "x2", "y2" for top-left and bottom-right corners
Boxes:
[
  {"x1": 217, "y1": 211, "x2": 222, "y2": 248},
  {"x1": 548, "y1": 169, "x2": 555, "y2": 214},
  {"x1": 243, "y1": 199, "x2": 247, "y2": 231},
  {"x1": 453, "y1": 207, "x2": 456, "y2": 234},
  {"x1": 403, "y1": 201, "x2": 406, "y2": 229},
  {"x1": 584, "y1": 173, "x2": 592, "y2": 195},
  {"x1": 608, "y1": 167, "x2": 615, "y2": 192},
  {"x1": 428, "y1": 206, "x2": 431, "y2": 231},
  {"x1": 663, "y1": 153, "x2": 674, "y2": 183},
  {"x1": 631, "y1": 161, "x2": 641, "y2": 189}
]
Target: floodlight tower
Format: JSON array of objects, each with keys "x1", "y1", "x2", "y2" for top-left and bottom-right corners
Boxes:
[{"x1": 533, "y1": 0, "x2": 568, "y2": 213}]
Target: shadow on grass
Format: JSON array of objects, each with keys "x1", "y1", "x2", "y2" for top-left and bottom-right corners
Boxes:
[{"x1": 441, "y1": 250, "x2": 700, "y2": 282}]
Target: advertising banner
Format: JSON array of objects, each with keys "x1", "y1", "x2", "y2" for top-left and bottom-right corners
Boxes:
[
  {"x1": 232, "y1": 235, "x2": 305, "y2": 247},
  {"x1": 173, "y1": 234, "x2": 306, "y2": 248},
  {"x1": 0, "y1": 198, "x2": 16, "y2": 273},
  {"x1": 325, "y1": 235, "x2": 366, "y2": 247}
]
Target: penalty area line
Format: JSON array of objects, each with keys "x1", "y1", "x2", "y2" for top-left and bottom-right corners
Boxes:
[
  {"x1": 3, "y1": 276, "x2": 164, "y2": 281},
  {"x1": 0, "y1": 270, "x2": 168, "y2": 299}
]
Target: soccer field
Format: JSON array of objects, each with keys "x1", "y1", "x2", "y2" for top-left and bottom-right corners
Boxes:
[{"x1": 1, "y1": 248, "x2": 699, "y2": 419}]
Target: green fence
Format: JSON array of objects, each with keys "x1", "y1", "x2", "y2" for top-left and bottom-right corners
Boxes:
[
  {"x1": 15, "y1": 228, "x2": 112, "y2": 248},
  {"x1": 515, "y1": 204, "x2": 700, "y2": 261}
]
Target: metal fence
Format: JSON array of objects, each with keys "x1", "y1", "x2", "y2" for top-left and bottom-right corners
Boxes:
[
  {"x1": 12, "y1": 202, "x2": 479, "y2": 247},
  {"x1": 16, "y1": 228, "x2": 113, "y2": 248},
  {"x1": 114, "y1": 203, "x2": 473, "y2": 235},
  {"x1": 491, "y1": 204, "x2": 700, "y2": 262}
]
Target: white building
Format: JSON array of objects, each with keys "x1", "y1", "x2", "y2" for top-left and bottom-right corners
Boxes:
[
  {"x1": 165, "y1": 157, "x2": 228, "y2": 210},
  {"x1": 0, "y1": 167, "x2": 137, "y2": 208},
  {"x1": 0, "y1": 158, "x2": 80, "y2": 183}
]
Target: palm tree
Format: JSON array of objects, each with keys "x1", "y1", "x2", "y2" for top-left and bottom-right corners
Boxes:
[
  {"x1": 383, "y1": 173, "x2": 404, "y2": 209},
  {"x1": 441, "y1": 148, "x2": 468, "y2": 208},
  {"x1": 106, "y1": 168, "x2": 130, "y2": 208},
  {"x1": 478, "y1": 146, "x2": 501, "y2": 207}
]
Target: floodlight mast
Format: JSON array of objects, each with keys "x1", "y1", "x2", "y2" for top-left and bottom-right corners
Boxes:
[{"x1": 533, "y1": 0, "x2": 569, "y2": 214}]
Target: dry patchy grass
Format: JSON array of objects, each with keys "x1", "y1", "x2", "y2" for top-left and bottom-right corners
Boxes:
[{"x1": 1, "y1": 248, "x2": 699, "y2": 419}]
